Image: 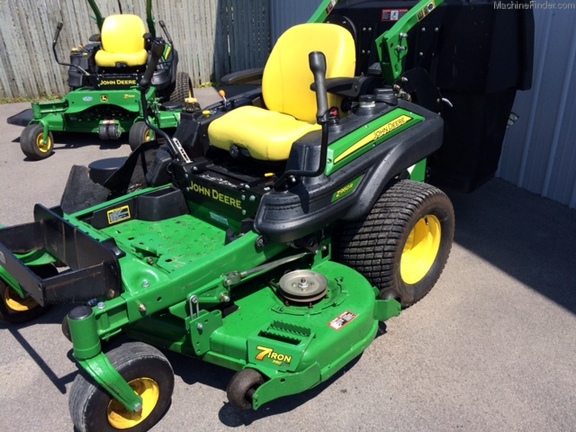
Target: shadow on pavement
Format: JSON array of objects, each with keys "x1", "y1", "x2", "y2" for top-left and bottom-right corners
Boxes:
[
  {"x1": 447, "y1": 178, "x2": 576, "y2": 314},
  {"x1": 10, "y1": 131, "x2": 128, "y2": 150},
  {"x1": 1, "y1": 303, "x2": 78, "y2": 395}
]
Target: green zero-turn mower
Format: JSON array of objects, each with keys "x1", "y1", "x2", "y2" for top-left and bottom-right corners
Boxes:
[
  {"x1": 0, "y1": 0, "x2": 522, "y2": 429},
  {"x1": 6, "y1": 0, "x2": 193, "y2": 160}
]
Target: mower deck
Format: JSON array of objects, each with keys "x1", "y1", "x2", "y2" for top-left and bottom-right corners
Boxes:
[{"x1": 126, "y1": 259, "x2": 399, "y2": 409}]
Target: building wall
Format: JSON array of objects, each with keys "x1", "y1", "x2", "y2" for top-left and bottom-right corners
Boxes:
[
  {"x1": 497, "y1": 3, "x2": 576, "y2": 209},
  {"x1": 269, "y1": 0, "x2": 318, "y2": 43}
]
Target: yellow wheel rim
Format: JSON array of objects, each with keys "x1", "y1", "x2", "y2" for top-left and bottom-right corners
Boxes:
[
  {"x1": 4, "y1": 287, "x2": 38, "y2": 312},
  {"x1": 144, "y1": 129, "x2": 154, "y2": 142},
  {"x1": 107, "y1": 377, "x2": 160, "y2": 430},
  {"x1": 35, "y1": 132, "x2": 53, "y2": 153},
  {"x1": 400, "y1": 214, "x2": 441, "y2": 285}
]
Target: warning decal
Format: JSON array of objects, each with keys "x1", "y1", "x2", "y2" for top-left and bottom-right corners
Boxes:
[
  {"x1": 107, "y1": 205, "x2": 131, "y2": 225},
  {"x1": 329, "y1": 311, "x2": 358, "y2": 331},
  {"x1": 381, "y1": 9, "x2": 408, "y2": 21}
]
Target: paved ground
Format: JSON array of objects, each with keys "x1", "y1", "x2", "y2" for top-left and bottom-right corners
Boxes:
[{"x1": 0, "y1": 94, "x2": 575, "y2": 432}]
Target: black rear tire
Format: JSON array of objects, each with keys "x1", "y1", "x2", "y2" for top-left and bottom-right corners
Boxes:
[
  {"x1": 69, "y1": 341, "x2": 174, "y2": 432},
  {"x1": 20, "y1": 124, "x2": 54, "y2": 160},
  {"x1": 169, "y1": 71, "x2": 193, "y2": 103},
  {"x1": 334, "y1": 180, "x2": 455, "y2": 308}
]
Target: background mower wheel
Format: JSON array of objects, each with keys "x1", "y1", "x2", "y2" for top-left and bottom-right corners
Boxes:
[
  {"x1": 20, "y1": 124, "x2": 54, "y2": 160},
  {"x1": 334, "y1": 180, "x2": 455, "y2": 308},
  {"x1": 128, "y1": 121, "x2": 155, "y2": 151},
  {"x1": 227, "y1": 368, "x2": 265, "y2": 410},
  {"x1": 69, "y1": 341, "x2": 174, "y2": 432},
  {"x1": 0, "y1": 264, "x2": 57, "y2": 324},
  {"x1": 169, "y1": 71, "x2": 194, "y2": 103}
]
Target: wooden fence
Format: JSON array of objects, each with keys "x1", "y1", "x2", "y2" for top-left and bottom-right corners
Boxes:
[{"x1": 0, "y1": 0, "x2": 271, "y2": 99}]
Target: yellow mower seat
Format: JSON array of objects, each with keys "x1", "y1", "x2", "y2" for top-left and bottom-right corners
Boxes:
[
  {"x1": 208, "y1": 23, "x2": 356, "y2": 161},
  {"x1": 95, "y1": 14, "x2": 148, "y2": 68}
]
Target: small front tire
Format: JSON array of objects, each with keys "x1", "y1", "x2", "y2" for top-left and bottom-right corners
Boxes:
[
  {"x1": 20, "y1": 124, "x2": 54, "y2": 160},
  {"x1": 227, "y1": 368, "x2": 265, "y2": 410},
  {"x1": 69, "y1": 341, "x2": 174, "y2": 432},
  {"x1": 128, "y1": 121, "x2": 155, "y2": 151}
]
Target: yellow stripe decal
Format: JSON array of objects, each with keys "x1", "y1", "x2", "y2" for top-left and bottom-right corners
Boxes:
[
  {"x1": 334, "y1": 114, "x2": 413, "y2": 164},
  {"x1": 163, "y1": 46, "x2": 172, "y2": 60}
]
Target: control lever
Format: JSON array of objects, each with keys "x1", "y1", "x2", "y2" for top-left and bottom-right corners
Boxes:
[
  {"x1": 51, "y1": 22, "x2": 89, "y2": 76},
  {"x1": 273, "y1": 51, "x2": 330, "y2": 190},
  {"x1": 159, "y1": 20, "x2": 174, "y2": 46},
  {"x1": 309, "y1": 51, "x2": 329, "y2": 124},
  {"x1": 139, "y1": 40, "x2": 192, "y2": 164},
  {"x1": 53, "y1": 22, "x2": 63, "y2": 46},
  {"x1": 140, "y1": 40, "x2": 164, "y2": 90}
]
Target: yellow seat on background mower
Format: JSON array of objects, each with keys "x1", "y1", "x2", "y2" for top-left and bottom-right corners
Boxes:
[
  {"x1": 208, "y1": 23, "x2": 356, "y2": 161},
  {"x1": 95, "y1": 14, "x2": 148, "y2": 68}
]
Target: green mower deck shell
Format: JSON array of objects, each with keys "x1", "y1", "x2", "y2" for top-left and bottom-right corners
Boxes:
[
  {"x1": 67, "y1": 250, "x2": 400, "y2": 411},
  {"x1": 29, "y1": 87, "x2": 181, "y2": 135}
]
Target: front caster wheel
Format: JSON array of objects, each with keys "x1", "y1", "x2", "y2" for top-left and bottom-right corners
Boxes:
[
  {"x1": 128, "y1": 121, "x2": 155, "y2": 151},
  {"x1": 227, "y1": 368, "x2": 265, "y2": 410},
  {"x1": 20, "y1": 123, "x2": 54, "y2": 160},
  {"x1": 334, "y1": 180, "x2": 455, "y2": 308},
  {"x1": 69, "y1": 342, "x2": 174, "y2": 432}
]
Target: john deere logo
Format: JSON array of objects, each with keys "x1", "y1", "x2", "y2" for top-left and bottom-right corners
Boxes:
[
  {"x1": 255, "y1": 346, "x2": 292, "y2": 365},
  {"x1": 101, "y1": 79, "x2": 137, "y2": 86},
  {"x1": 100, "y1": 95, "x2": 108, "y2": 102},
  {"x1": 334, "y1": 114, "x2": 414, "y2": 164}
]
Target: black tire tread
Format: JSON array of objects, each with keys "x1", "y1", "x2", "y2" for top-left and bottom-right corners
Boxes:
[
  {"x1": 334, "y1": 180, "x2": 454, "y2": 307},
  {"x1": 169, "y1": 71, "x2": 193, "y2": 103},
  {"x1": 128, "y1": 121, "x2": 152, "y2": 151},
  {"x1": 227, "y1": 368, "x2": 265, "y2": 410},
  {"x1": 69, "y1": 341, "x2": 174, "y2": 432},
  {"x1": 20, "y1": 124, "x2": 54, "y2": 160}
]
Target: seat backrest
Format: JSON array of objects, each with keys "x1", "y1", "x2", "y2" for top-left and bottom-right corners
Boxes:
[
  {"x1": 262, "y1": 23, "x2": 355, "y2": 124},
  {"x1": 100, "y1": 14, "x2": 147, "y2": 55}
]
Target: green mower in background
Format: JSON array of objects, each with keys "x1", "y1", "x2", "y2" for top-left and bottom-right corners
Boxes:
[
  {"x1": 7, "y1": 0, "x2": 193, "y2": 160},
  {"x1": 0, "y1": 0, "x2": 533, "y2": 430}
]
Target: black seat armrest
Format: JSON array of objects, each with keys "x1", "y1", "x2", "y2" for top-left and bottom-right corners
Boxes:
[
  {"x1": 311, "y1": 76, "x2": 376, "y2": 98},
  {"x1": 221, "y1": 67, "x2": 264, "y2": 85}
]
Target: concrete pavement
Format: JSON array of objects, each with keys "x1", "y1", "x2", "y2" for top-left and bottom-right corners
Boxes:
[{"x1": 0, "y1": 95, "x2": 575, "y2": 432}]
